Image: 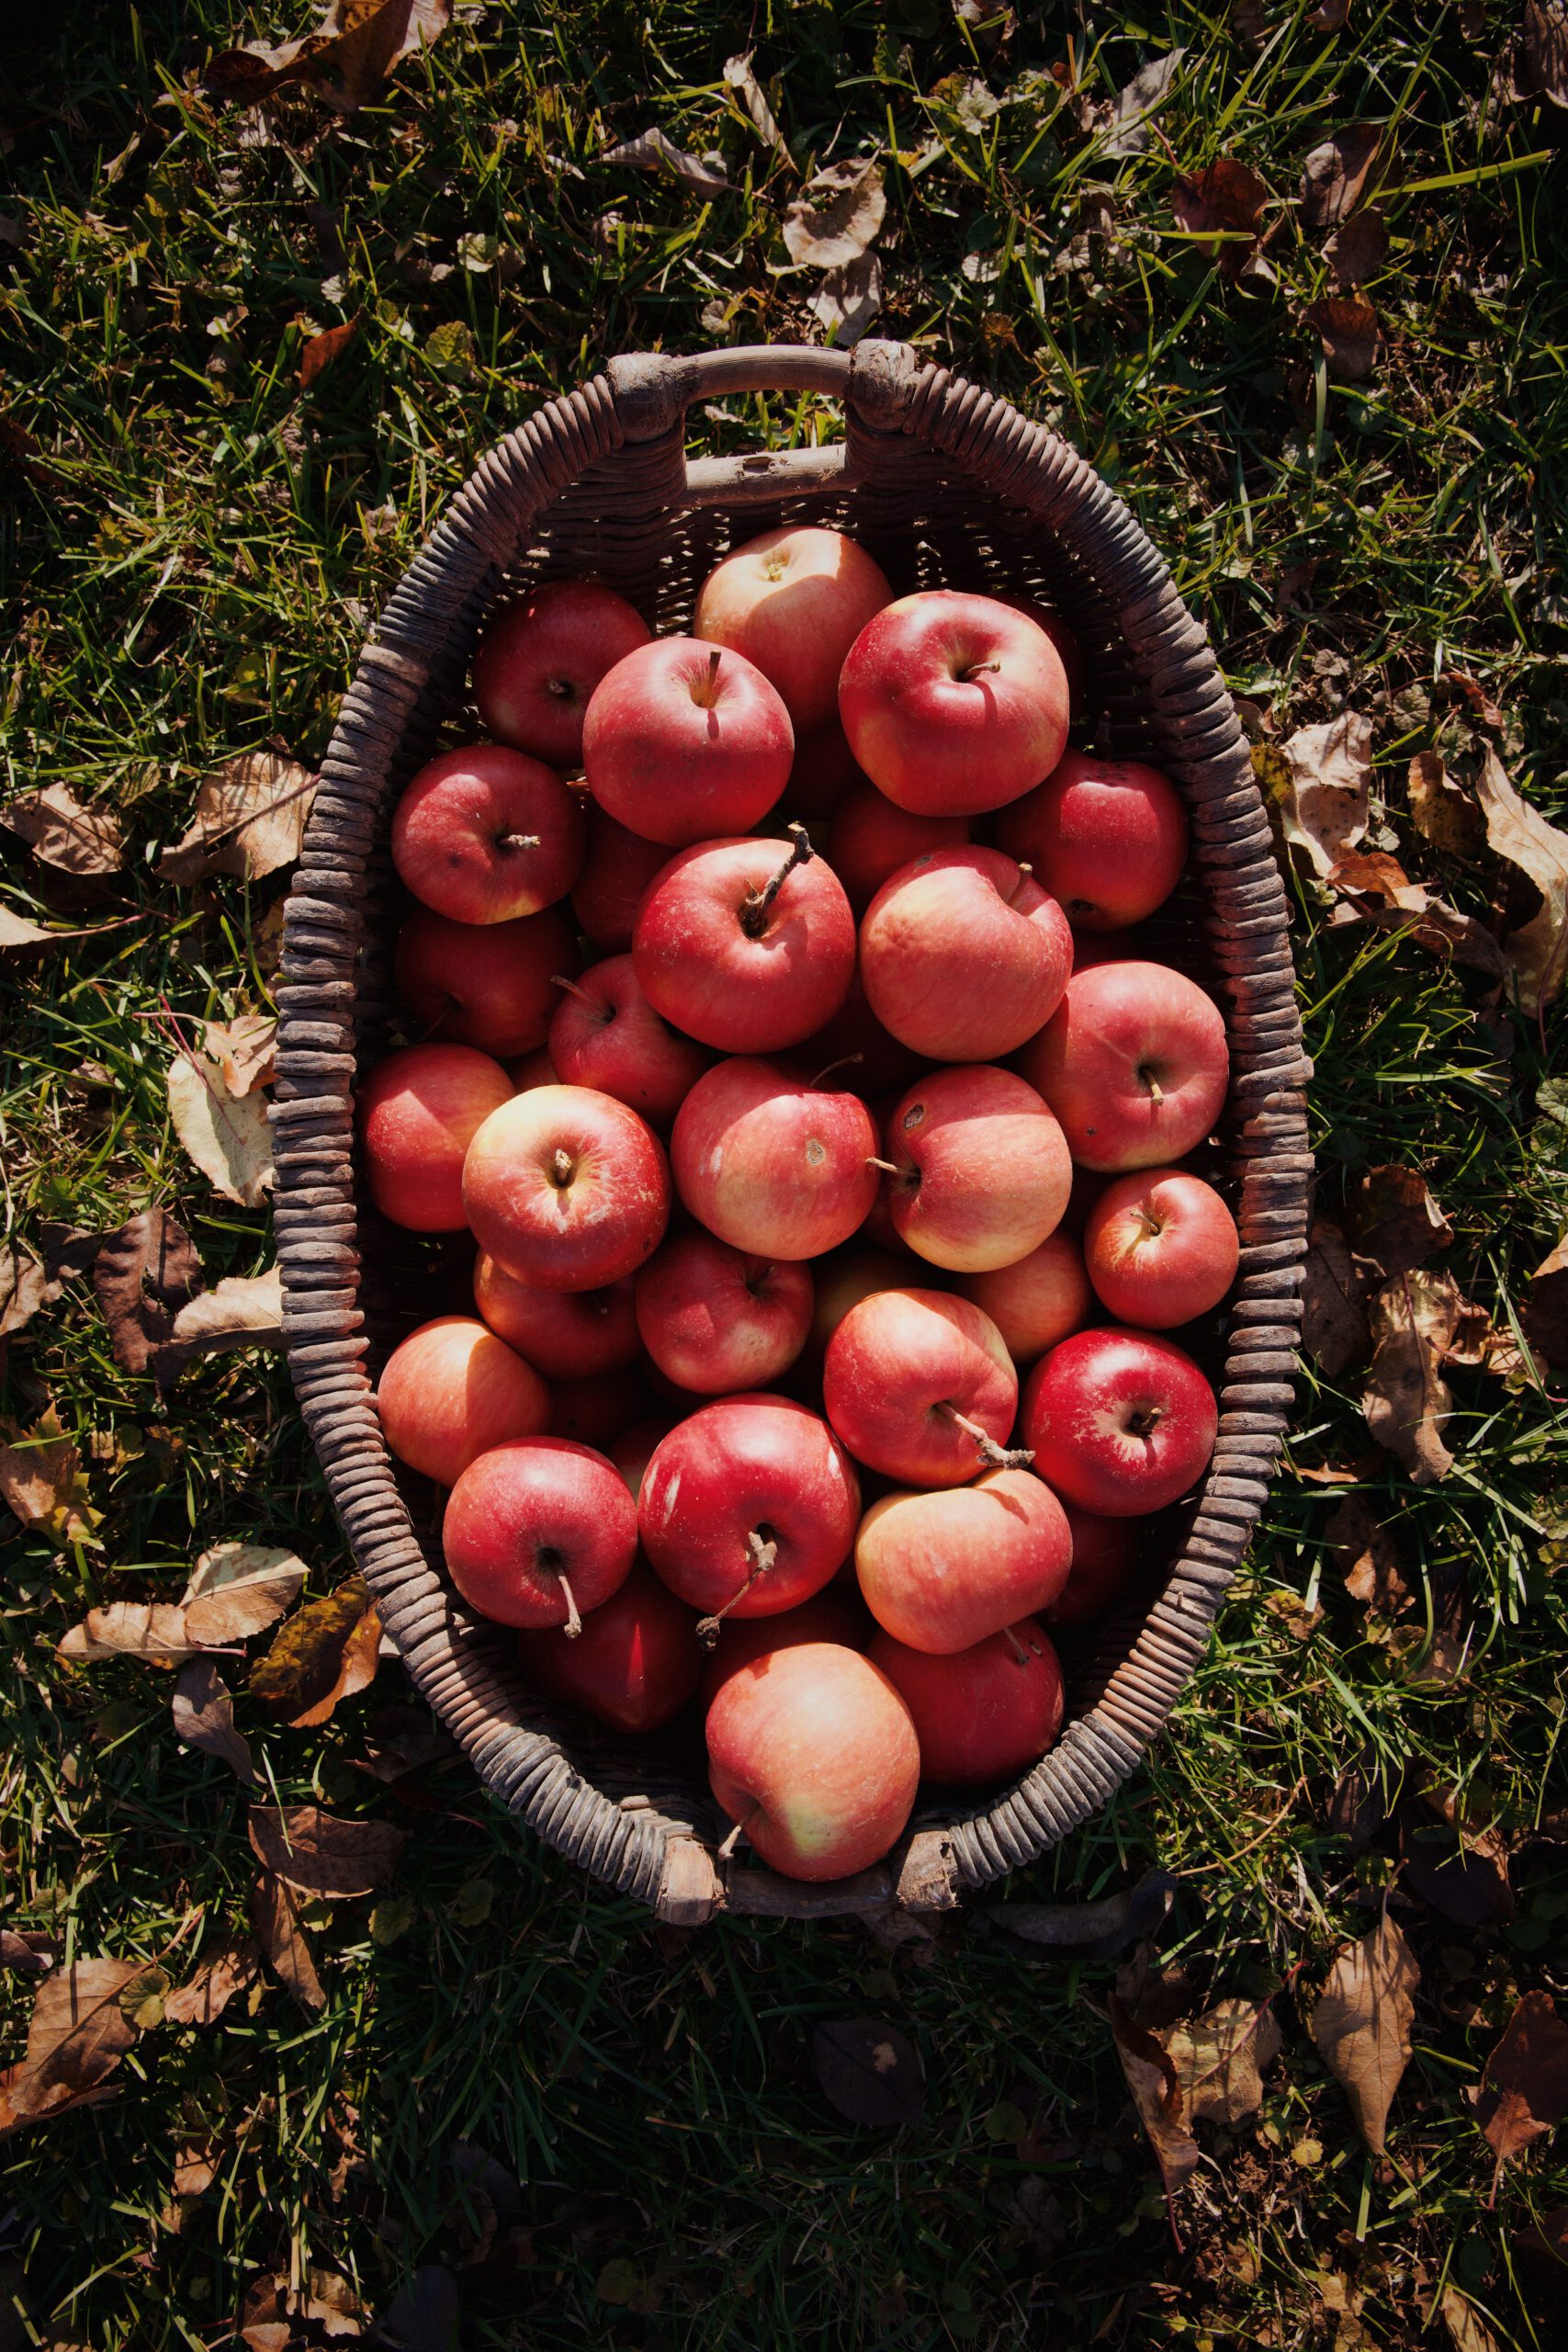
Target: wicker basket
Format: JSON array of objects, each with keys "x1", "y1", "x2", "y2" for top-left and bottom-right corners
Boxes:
[{"x1": 274, "y1": 340, "x2": 1311, "y2": 1927}]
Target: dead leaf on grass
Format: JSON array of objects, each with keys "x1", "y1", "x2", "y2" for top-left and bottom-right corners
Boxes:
[
  {"x1": 783, "y1": 158, "x2": 886, "y2": 267},
  {"x1": 164, "y1": 1946, "x2": 262, "y2": 2029},
  {"x1": 204, "y1": 1015, "x2": 276, "y2": 1097},
  {"x1": 1325, "y1": 205, "x2": 1387, "y2": 287},
  {"x1": 0, "y1": 1408, "x2": 100, "y2": 1547},
  {"x1": 1326, "y1": 851, "x2": 1507, "y2": 980},
  {"x1": 1401, "y1": 1788, "x2": 1514, "y2": 1928},
  {"x1": 1306, "y1": 294, "x2": 1379, "y2": 379},
  {"x1": 1522, "y1": 1232, "x2": 1568, "y2": 1369},
  {"x1": 599, "y1": 127, "x2": 731, "y2": 195},
  {"x1": 1440, "y1": 2290, "x2": 1503, "y2": 2352},
  {"x1": 0, "y1": 782, "x2": 126, "y2": 876},
  {"x1": 1300, "y1": 123, "x2": 1383, "y2": 228},
  {"x1": 1362, "y1": 1269, "x2": 1476, "y2": 1484},
  {"x1": 172, "y1": 1656, "x2": 260, "y2": 1787},
  {"x1": 1169, "y1": 158, "x2": 1269, "y2": 272},
  {"x1": 182, "y1": 1542, "x2": 308, "y2": 1644},
  {"x1": 809, "y1": 2019, "x2": 925, "y2": 2127},
  {"x1": 92, "y1": 1207, "x2": 202, "y2": 1376},
  {"x1": 1348, "y1": 1164, "x2": 1453, "y2": 1283},
  {"x1": 249, "y1": 1873, "x2": 325, "y2": 2013},
  {"x1": 155, "y1": 1265, "x2": 284, "y2": 1387},
  {"x1": 1165, "y1": 1998, "x2": 1281, "y2": 2124},
  {"x1": 1524, "y1": 0, "x2": 1568, "y2": 107},
  {"x1": 1274, "y1": 712, "x2": 1372, "y2": 877},
  {"x1": 807, "y1": 252, "x2": 883, "y2": 345},
  {"x1": 1302, "y1": 1217, "x2": 1371, "y2": 1377},
  {"x1": 204, "y1": 0, "x2": 452, "y2": 112},
  {"x1": 0, "y1": 1958, "x2": 141, "y2": 2137},
  {"x1": 0, "y1": 1244, "x2": 57, "y2": 1340},
  {"x1": 299, "y1": 313, "x2": 360, "y2": 390},
  {"x1": 1108, "y1": 1996, "x2": 1201, "y2": 2207},
  {"x1": 1468, "y1": 1990, "x2": 1568, "y2": 2200},
  {"x1": 166, "y1": 1049, "x2": 274, "y2": 1207},
  {"x1": 250, "y1": 1575, "x2": 381, "y2": 1724},
  {"x1": 1474, "y1": 743, "x2": 1568, "y2": 1015},
  {"x1": 723, "y1": 52, "x2": 788, "y2": 163},
  {"x1": 1102, "y1": 50, "x2": 1186, "y2": 159},
  {"x1": 0, "y1": 1932, "x2": 54, "y2": 1977},
  {"x1": 58, "y1": 1603, "x2": 199, "y2": 1666},
  {"x1": 1312, "y1": 1913, "x2": 1418, "y2": 2154},
  {"x1": 157, "y1": 751, "x2": 317, "y2": 885},
  {"x1": 1326, "y1": 1493, "x2": 1412, "y2": 1614},
  {"x1": 1405, "y1": 750, "x2": 1486, "y2": 858},
  {"x1": 248, "y1": 1804, "x2": 406, "y2": 1899}
]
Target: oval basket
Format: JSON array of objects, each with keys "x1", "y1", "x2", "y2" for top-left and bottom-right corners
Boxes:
[{"x1": 274, "y1": 340, "x2": 1311, "y2": 1928}]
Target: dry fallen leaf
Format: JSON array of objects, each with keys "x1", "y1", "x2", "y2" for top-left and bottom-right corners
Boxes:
[
  {"x1": 1468, "y1": 1990, "x2": 1568, "y2": 2200},
  {"x1": 249, "y1": 1873, "x2": 325, "y2": 2014},
  {"x1": 1299, "y1": 123, "x2": 1383, "y2": 229},
  {"x1": 1362, "y1": 1268, "x2": 1476, "y2": 1483},
  {"x1": 1325, "y1": 205, "x2": 1387, "y2": 287},
  {"x1": 1326, "y1": 1492, "x2": 1412, "y2": 1614},
  {"x1": 250, "y1": 1576, "x2": 381, "y2": 1724},
  {"x1": 58, "y1": 1603, "x2": 200, "y2": 1666},
  {"x1": 807, "y1": 252, "x2": 884, "y2": 346},
  {"x1": 166, "y1": 1049, "x2": 275, "y2": 1208},
  {"x1": 723, "y1": 52, "x2": 788, "y2": 163},
  {"x1": 182, "y1": 1542, "x2": 309, "y2": 1644},
  {"x1": 1440, "y1": 2290, "x2": 1503, "y2": 2352},
  {"x1": 1473, "y1": 744, "x2": 1568, "y2": 1016},
  {"x1": 248, "y1": 1804, "x2": 407, "y2": 1899},
  {"x1": 598, "y1": 127, "x2": 731, "y2": 195},
  {"x1": 0, "y1": 1931, "x2": 54, "y2": 1977},
  {"x1": 299, "y1": 313, "x2": 360, "y2": 390},
  {"x1": 164, "y1": 1946, "x2": 262, "y2": 2028},
  {"x1": 1169, "y1": 158, "x2": 1269, "y2": 273},
  {"x1": 1406, "y1": 751, "x2": 1485, "y2": 858},
  {"x1": 1274, "y1": 712, "x2": 1372, "y2": 877},
  {"x1": 92, "y1": 1207, "x2": 203, "y2": 1376},
  {"x1": 1302, "y1": 1217, "x2": 1371, "y2": 1377},
  {"x1": 1306, "y1": 294, "x2": 1379, "y2": 380},
  {"x1": 1165, "y1": 1998, "x2": 1281, "y2": 2124},
  {"x1": 0, "y1": 782, "x2": 126, "y2": 876},
  {"x1": 1313, "y1": 1913, "x2": 1418, "y2": 2154},
  {"x1": 1102, "y1": 50, "x2": 1186, "y2": 158},
  {"x1": 205, "y1": 0, "x2": 452, "y2": 111},
  {"x1": 1523, "y1": 0, "x2": 1568, "y2": 107},
  {"x1": 1401, "y1": 1786, "x2": 1514, "y2": 1928},
  {"x1": 783, "y1": 158, "x2": 886, "y2": 268},
  {"x1": 1326, "y1": 851, "x2": 1507, "y2": 981},
  {"x1": 0, "y1": 1958, "x2": 141, "y2": 2137},
  {"x1": 155, "y1": 1265, "x2": 284, "y2": 1387},
  {"x1": 0, "y1": 904, "x2": 133, "y2": 952},
  {"x1": 157, "y1": 751, "x2": 318, "y2": 885},
  {"x1": 0, "y1": 1408, "x2": 100, "y2": 1547},
  {"x1": 0, "y1": 1244, "x2": 57, "y2": 1340},
  {"x1": 1348, "y1": 1164, "x2": 1453, "y2": 1283},
  {"x1": 172, "y1": 1656, "x2": 261, "y2": 1787},
  {"x1": 1108, "y1": 1996, "x2": 1201, "y2": 2211},
  {"x1": 1522, "y1": 1232, "x2": 1568, "y2": 1370},
  {"x1": 204, "y1": 1014, "x2": 277, "y2": 1098}
]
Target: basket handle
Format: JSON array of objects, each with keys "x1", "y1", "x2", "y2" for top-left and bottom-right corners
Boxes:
[{"x1": 606, "y1": 339, "x2": 916, "y2": 446}]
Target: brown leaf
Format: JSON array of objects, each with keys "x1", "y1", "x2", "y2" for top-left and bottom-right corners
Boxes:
[
  {"x1": 0, "y1": 1408, "x2": 100, "y2": 1547},
  {"x1": 92, "y1": 1208, "x2": 202, "y2": 1376},
  {"x1": 1325, "y1": 205, "x2": 1386, "y2": 287},
  {"x1": 182, "y1": 1542, "x2": 309, "y2": 1643},
  {"x1": 299, "y1": 313, "x2": 360, "y2": 390},
  {"x1": 1327, "y1": 851, "x2": 1508, "y2": 980},
  {"x1": 723, "y1": 51, "x2": 788, "y2": 162},
  {"x1": 1303, "y1": 1217, "x2": 1371, "y2": 1377},
  {"x1": 782, "y1": 158, "x2": 886, "y2": 268},
  {"x1": 249, "y1": 1874, "x2": 325, "y2": 2014},
  {"x1": 1326, "y1": 1493, "x2": 1412, "y2": 1614},
  {"x1": 1164, "y1": 1998, "x2": 1281, "y2": 2124},
  {"x1": 1522, "y1": 1232, "x2": 1568, "y2": 1369},
  {"x1": 0, "y1": 1244, "x2": 57, "y2": 1340},
  {"x1": 0, "y1": 782, "x2": 126, "y2": 876},
  {"x1": 1309, "y1": 0, "x2": 1350, "y2": 24},
  {"x1": 1103, "y1": 50, "x2": 1186, "y2": 158},
  {"x1": 203, "y1": 1015, "x2": 276, "y2": 1097},
  {"x1": 206, "y1": 0, "x2": 451, "y2": 111},
  {"x1": 1312, "y1": 1913, "x2": 1418, "y2": 2154},
  {"x1": 1440, "y1": 2290, "x2": 1503, "y2": 2352},
  {"x1": 1348, "y1": 1164, "x2": 1453, "y2": 1283},
  {"x1": 164, "y1": 1946, "x2": 261, "y2": 2028},
  {"x1": 249, "y1": 1577, "x2": 380, "y2": 1724},
  {"x1": 1474, "y1": 744, "x2": 1568, "y2": 1015},
  {"x1": 1442, "y1": 669, "x2": 1505, "y2": 731},
  {"x1": 0, "y1": 904, "x2": 132, "y2": 952},
  {"x1": 172, "y1": 1656, "x2": 260, "y2": 1787},
  {"x1": 155, "y1": 1265, "x2": 284, "y2": 1387},
  {"x1": 1468, "y1": 1991, "x2": 1568, "y2": 2199},
  {"x1": 807, "y1": 252, "x2": 884, "y2": 346},
  {"x1": 1170, "y1": 158, "x2": 1269, "y2": 273},
  {"x1": 1406, "y1": 751, "x2": 1486, "y2": 858},
  {"x1": 1300, "y1": 123, "x2": 1382, "y2": 228},
  {"x1": 1524, "y1": 0, "x2": 1568, "y2": 106},
  {"x1": 809, "y1": 2020, "x2": 925, "y2": 2126},
  {"x1": 1401, "y1": 1792, "x2": 1513, "y2": 1928},
  {"x1": 157, "y1": 751, "x2": 318, "y2": 885},
  {"x1": 598, "y1": 127, "x2": 731, "y2": 195},
  {"x1": 1307, "y1": 294, "x2": 1379, "y2": 380},
  {"x1": 0, "y1": 1931, "x2": 54, "y2": 1977},
  {"x1": 172, "y1": 2143, "x2": 218, "y2": 2198},
  {"x1": 1275, "y1": 712, "x2": 1372, "y2": 877},
  {"x1": 166, "y1": 1049, "x2": 274, "y2": 1207},
  {"x1": 248, "y1": 1804, "x2": 406, "y2": 1899},
  {"x1": 0, "y1": 1958, "x2": 141, "y2": 2136},
  {"x1": 1362, "y1": 1269, "x2": 1472, "y2": 1483},
  {"x1": 1108, "y1": 1996, "x2": 1201, "y2": 2205},
  {"x1": 57, "y1": 1603, "x2": 198, "y2": 1666}
]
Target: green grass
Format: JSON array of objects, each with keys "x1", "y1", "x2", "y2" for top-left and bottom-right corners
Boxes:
[{"x1": 3, "y1": 1, "x2": 1567, "y2": 2345}]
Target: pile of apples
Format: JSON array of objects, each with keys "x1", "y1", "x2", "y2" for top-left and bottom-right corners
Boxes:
[{"x1": 355, "y1": 525, "x2": 1237, "y2": 1884}]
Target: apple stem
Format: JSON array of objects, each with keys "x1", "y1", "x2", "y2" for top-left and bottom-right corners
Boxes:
[
  {"x1": 1014, "y1": 860, "x2": 1032, "y2": 876},
  {"x1": 1144, "y1": 1071, "x2": 1165, "y2": 1105},
  {"x1": 937, "y1": 1400, "x2": 1035, "y2": 1473},
  {"x1": 740, "y1": 824, "x2": 813, "y2": 938},
  {"x1": 808, "y1": 1051, "x2": 863, "y2": 1090},
  {"x1": 551, "y1": 973, "x2": 600, "y2": 1011},
  {"x1": 865, "y1": 1156, "x2": 900, "y2": 1175},
  {"x1": 695, "y1": 1528, "x2": 778, "y2": 1648},
  {"x1": 557, "y1": 1573, "x2": 583, "y2": 1640},
  {"x1": 1003, "y1": 1626, "x2": 1033, "y2": 1667},
  {"x1": 960, "y1": 658, "x2": 1002, "y2": 682},
  {"x1": 689, "y1": 644, "x2": 725, "y2": 709},
  {"x1": 551, "y1": 1147, "x2": 574, "y2": 1187},
  {"x1": 496, "y1": 831, "x2": 542, "y2": 854},
  {"x1": 716, "y1": 1814, "x2": 751, "y2": 1863}
]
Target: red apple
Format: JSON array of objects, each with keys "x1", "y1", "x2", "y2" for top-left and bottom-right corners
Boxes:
[
  {"x1": 608, "y1": 1414, "x2": 679, "y2": 1504},
  {"x1": 473, "y1": 579, "x2": 651, "y2": 766},
  {"x1": 636, "y1": 1232, "x2": 812, "y2": 1396},
  {"x1": 547, "y1": 956, "x2": 712, "y2": 1130},
  {"x1": 390, "y1": 744, "x2": 585, "y2": 924},
  {"x1": 394, "y1": 902, "x2": 580, "y2": 1060},
  {"x1": 518, "y1": 1559, "x2": 701, "y2": 1732},
  {"x1": 825, "y1": 783, "x2": 972, "y2": 918},
  {"x1": 462, "y1": 1083, "x2": 670, "y2": 1289},
  {"x1": 507, "y1": 1045, "x2": 558, "y2": 1091},
  {"x1": 1021, "y1": 1327, "x2": 1218, "y2": 1515},
  {"x1": 570, "y1": 805, "x2": 672, "y2": 953},
  {"x1": 838, "y1": 590, "x2": 1070, "y2": 816},
  {"x1": 1084, "y1": 1167, "x2": 1240, "y2": 1329},
  {"x1": 796, "y1": 966, "x2": 924, "y2": 1100},
  {"x1": 639, "y1": 1393, "x2": 861, "y2": 1626},
  {"x1": 806, "y1": 1248, "x2": 911, "y2": 1367},
  {"x1": 376, "y1": 1315, "x2": 549, "y2": 1484},
  {"x1": 868, "y1": 1616, "x2": 1064, "y2": 1781},
  {"x1": 473, "y1": 1252, "x2": 638, "y2": 1379},
  {"x1": 582, "y1": 638, "x2": 793, "y2": 846},
  {"x1": 823, "y1": 1287, "x2": 1019, "y2": 1489},
  {"x1": 883, "y1": 1065, "x2": 1073, "y2": 1273},
  {"x1": 996, "y1": 595, "x2": 1090, "y2": 724},
  {"x1": 860, "y1": 845, "x2": 1073, "y2": 1061},
  {"x1": 671, "y1": 1057, "x2": 878, "y2": 1261},
  {"x1": 699, "y1": 1589, "x2": 869, "y2": 1711},
  {"x1": 633, "y1": 831, "x2": 855, "y2": 1053},
  {"x1": 358, "y1": 1043, "x2": 514, "y2": 1232},
  {"x1": 694, "y1": 525, "x2": 893, "y2": 735},
  {"x1": 705, "y1": 1642, "x2": 919, "y2": 1881},
  {"x1": 1020, "y1": 961, "x2": 1230, "y2": 1172},
  {"x1": 442, "y1": 1436, "x2": 637, "y2": 1632},
  {"x1": 954, "y1": 1232, "x2": 1092, "y2": 1363},
  {"x1": 1050, "y1": 1507, "x2": 1144, "y2": 1629},
  {"x1": 997, "y1": 749, "x2": 1188, "y2": 931},
  {"x1": 784, "y1": 719, "x2": 865, "y2": 820},
  {"x1": 549, "y1": 1367, "x2": 650, "y2": 1451},
  {"x1": 856, "y1": 1471, "x2": 1073, "y2": 1653}
]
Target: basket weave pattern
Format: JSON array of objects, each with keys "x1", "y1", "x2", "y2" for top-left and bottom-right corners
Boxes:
[{"x1": 274, "y1": 341, "x2": 1310, "y2": 1925}]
